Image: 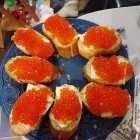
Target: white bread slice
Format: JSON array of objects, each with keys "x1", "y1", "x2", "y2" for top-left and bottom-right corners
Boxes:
[
  {"x1": 12, "y1": 28, "x2": 55, "y2": 59},
  {"x1": 10, "y1": 84, "x2": 54, "y2": 136},
  {"x1": 78, "y1": 26, "x2": 122, "y2": 59},
  {"x1": 81, "y1": 82, "x2": 131, "y2": 118},
  {"x1": 5, "y1": 56, "x2": 58, "y2": 84},
  {"x1": 49, "y1": 84, "x2": 82, "y2": 140},
  {"x1": 42, "y1": 14, "x2": 79, "y2": 58},
  {"x1": 83, "y1": 55, "x2": 133, "y2": 85}
]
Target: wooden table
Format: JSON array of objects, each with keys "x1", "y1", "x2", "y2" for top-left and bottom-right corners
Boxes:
[
  {"x1": 0, "y1": 0, "x2": 51, "y2": 64},
  {"x1": 0, "y1": 31, "x2": 13, "y2": 64}
]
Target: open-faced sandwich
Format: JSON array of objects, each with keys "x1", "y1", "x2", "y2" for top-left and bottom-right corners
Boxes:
[
  {"x1": 83, "y1": 55, "x2": 133, "y2": 85},
  {"x1": 10, "y1": 84, "x2": 54, "y2": 136},
  {"x1": 12, "y1": 28, "x2": 55, "y2": 59},
  {"x1": 78, "y1": 26, "x2": 122, "y2": 59},
  {"x1": 5, "y1": 56, "x2": 58, "y2": 84},
  {"x1": 49, "y1": 84, "x2": 82, "y2": 140},
  {"x1": 42, "y1": 14, "x2": 79, "y2": 58},
  {"x1": 81, "y1": 82, "x2": 131, "y2": 118}
]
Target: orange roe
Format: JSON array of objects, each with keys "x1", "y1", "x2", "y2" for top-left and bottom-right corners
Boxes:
[
  {"x1": 126, "y1": 63, "x2": 133, "y2": 76},
  {"x1": 13, "y1": 28, "x2": 54, "y2": 59},
  {"x1": 11, "y1": 87, "x2": 52, "y2": 125},
  {"x1": 86, "y1": 83, "x2": 130, "y2": 116},
  {"x1": 92, "y1": 56, "x2": 127, "y2": 82},
  {"x1": 51, "y1": 88, "x2": 81, "y2": 123},
  {"x1": 44, "y1": 14, "x2": 77, "y2": 45},
  {"x1": 8, "y1": 56, "x2": 53, "y2": 82},
  {"x1": 83, "y1": 26, "x2": 118, "y2": 49}
]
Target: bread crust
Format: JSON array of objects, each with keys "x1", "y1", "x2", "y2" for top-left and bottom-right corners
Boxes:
[
  {"x1": 42, "y1": 24, "x2": 79, "y2": 58},
  {"x1": 49, "y1": 84, "x2": 82, "y2": 139},
  {"x1": 49, "y1": 119, "x2": 78, "y2": 140},
  {"x1": 5, "y1": 56, "x2": 58, "y2": 84},
  {"x1": 78, "y1": 26, "x2": 122, "y2": 59},
  {"x1": 83, "y1": 56, "x2": 133, "y2": 85}
]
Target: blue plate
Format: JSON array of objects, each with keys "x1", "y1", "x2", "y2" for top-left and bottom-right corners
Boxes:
[{"x1": 0, "y1": 18, "x2": 134, "y2": 140}]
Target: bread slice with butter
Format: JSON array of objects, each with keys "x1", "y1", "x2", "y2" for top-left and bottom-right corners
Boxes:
[
  {"x1": 12, "y1": 28, "x2": 55, "y2": 59},
  {"x1": 49, "y1": 84, "x2": 82, "y2": 140},
  {"x1": 81, "y1": 82, "x2": 131, "y2": 118},
  {"x1": 78, "y1": 26, "x2": 122, "y2": 59},
  {"x1": 83, "y1": 55, "x2": 133, "y2": 85},
  {"x1": 10, "y1": 84, "x2": 54, "y2": 136},
  {"x1": 42, "y1": 14, "x2": 79, "y2": 58},
  {"x1": 5, "y1": 56, "x2": 58, "y2": 84}
]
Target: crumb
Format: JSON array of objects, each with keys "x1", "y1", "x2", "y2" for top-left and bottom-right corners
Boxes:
[
  {"x1": 59, "y1": 68, "x2": 64, "y2": 75},
  {"x1": 67, "y1": 74, "x2": 71, "y2": 83},
  {"x1": 54, "y1": 54, "x2": 59, "y2": 58},
  {"x1": 58, "y1": 73, "x2": 62, "y2": 78},
  {"x1": 75, "y1": 135, "x2": 80, "y2": 140},
  {"x1": 56, "y1": 54, "x2": 59, "y2": 58},
  {"x1": 93, "y1": 124, "x2": 97, "y2": 129}
]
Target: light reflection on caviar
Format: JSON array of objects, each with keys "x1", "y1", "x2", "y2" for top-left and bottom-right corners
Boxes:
[
  {"x1": 83, "y1": 26, "x2": 117, "y2": 49},
  {"x1": 11, "y1": 87, "x2": 52, "y2": 125},
  {"x1": 44, "y1": 14, "x2": 77, "y2": 45},
  {"x1": 51, "y1": 88, "x2": 81, "y2": 123},
  {"x1": 86, "y1": 83, "x2": 130, "y2": 116},
  {"x1": 92, "y1": 56, "x2": 131, "y2": 82},
  {"x1": 13, "y1": 28, "x2": 54, "y2": 59},
  {"x1": 8, "y1": 56, "x2": 53, "y2": 82}
]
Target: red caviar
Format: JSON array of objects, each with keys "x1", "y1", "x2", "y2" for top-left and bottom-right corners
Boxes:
[
  {"x1": 51, "y1": 88, "x2": 81, "y2": 122},
  {"x1": 13, "y1": 28, "x2": 54, "y2": 59},
  {"x1": 92, "y1": 56, "x2": 128, "y2": 82},
  {"x1": 86, "y1": 83, "x2": 130, "y2": 116},
  {"x1": 59, "y1": 67, "x2": 64, "y2": 75},
  {"x1": 11, "y1": 87, "x2": 52, "y2": 125},
  {"x1": 8, "y1": 56, "x2": 53, "y2": 82},
  {"x1": 126, "y1": 63, "x2": 133, "y2": 76},
  {"x1": 83, "y1": 26, "x2": 117, "y2": 49},
  {"x1": 44, "y1": 14, "x2": 77, "y2": 45}
]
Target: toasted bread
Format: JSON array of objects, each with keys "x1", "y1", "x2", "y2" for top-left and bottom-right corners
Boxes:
[
  {"x1": 83, "y1": 55, "x2": 133, "y2": 85},
  {"x1": 78, "y1": 26, "x2": 122, "y2": 59},
  {"x1": 81, "y1": 82, "x2": 131, "y2": 118},
  {"x1": 42, "y1": 14, "x2": 79, "y2": 58},
  {"x1": 10, "y1": 84, "x2": 54, "y2": 136},
  {"x1": 5, "y1": 56, "x2": 58, "y2": 84},
  {"x1": 12, "y1": 28, "x2": 55, "y2": 59},
  {"x1": 49, "y1": 84, "x2": 82, "y2": 140}
]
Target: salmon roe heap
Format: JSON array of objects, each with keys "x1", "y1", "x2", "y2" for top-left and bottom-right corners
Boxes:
[
  {"x1": 11, "y1": 87, "x2": 52, "y2": 125},
  {"x1": 126, "y1": 63, "x2": 133, "y2": 76},
  {"x1": 51, "y1": 88, "x2": 81, "y2": 123},
  {"x1": 92, "y1": 56, "x2": 132, "y2": 82},
  {"x1": 8, "y1": 56, "x2": 53, "y2": 83},
  {"x1": 86, "y1": 83, "x2": 130, "y2": 116},
  {"x1": 44, "y1": 14, "x2": 77, "y2": 45},
  {"x1": 13, "y1": 28, "x2": 54, "y2": 59},
  {"x1": 83, "y1": 26, "x2": 118, "y2": 49}
]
